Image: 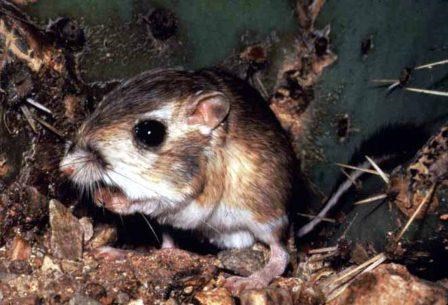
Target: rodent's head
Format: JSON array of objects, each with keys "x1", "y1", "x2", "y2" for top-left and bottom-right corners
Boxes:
[{"x1": 60, "y1": 69, "x2": 230, "y2": 213}]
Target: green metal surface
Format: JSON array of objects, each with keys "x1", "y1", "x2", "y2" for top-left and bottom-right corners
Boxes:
[{"x1": 25, "y1": 0, "x2": 297, "y2": 80}]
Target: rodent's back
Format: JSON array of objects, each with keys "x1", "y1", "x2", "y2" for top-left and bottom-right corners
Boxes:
[{"x1": 196, "y1": 69, "x2": 296, "y2": 225}]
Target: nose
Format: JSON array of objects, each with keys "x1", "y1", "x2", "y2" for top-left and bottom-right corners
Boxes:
[
  {"x1": 85, "y1": 143, "x2": 108, "y2": 169},
  {"x1": 60, "y1": 141, "x2": 77, "y2": 176},
  {"x1": 60, "y1": 162, "x2": 75, "y2": 176}
]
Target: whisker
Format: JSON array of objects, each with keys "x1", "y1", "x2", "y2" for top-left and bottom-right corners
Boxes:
[
  {"x1": 101, "y1": 170, "x2": 126, "y2": 225},
  {"x1": 104, "y1": 168, "x2": 221, "y2": 234},
  {"x1": 199, "y1": 219, "x2": 221, "y2": 234},
  {"x1": 107, "y1": 168, "x2": 167, "y2": 198},
  {"x1": 139, "y1": 212, "x2": 160, "y2": 245},
  {"x1": 60, "y1": 158, "x2": 95, "y2": 168}
]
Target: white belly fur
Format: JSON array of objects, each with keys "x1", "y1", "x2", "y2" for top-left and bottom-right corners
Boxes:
[{"x1": 156, "y1": 200, "x2": 287, "y2": 249}]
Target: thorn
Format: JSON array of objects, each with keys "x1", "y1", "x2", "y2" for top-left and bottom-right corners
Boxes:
[
  {"x1": 297, "y1": 213, "x2": 336, "y2": 223},
  {"x1": 354, "y1": 194, "x2": 388, "y2": 205},
  {"x1": 20, "y1": 105, "x2": 37, "y2": 132},
  {"x1": 404, "y1": 87, "x2": 448, "y2": 97},
  {"x1": 386, "y1": 81, "x2": 401, "y2": 93},
  {"x1": 414, "y1": 59, "x2": 448, "y2": 70},
  {"x1": 335, "y1": 163, "x2": 380, "y2": 176},
  {"x1": 25, "y1": 98, "x2": 53, "y2": 115},
  {"x1": 395, "y1": 184, "x2": 436, "y2": 242},
  {"x1": 371, "y1": 79, "x2": 398, "y2": 84},
  {"x1": 365, "y1": 156, "x2": 390, "y2": 184}
]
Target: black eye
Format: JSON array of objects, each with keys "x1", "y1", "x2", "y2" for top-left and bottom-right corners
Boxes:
[{"x1": 134, "y1": 120, "x2": 166, "y2": 148}]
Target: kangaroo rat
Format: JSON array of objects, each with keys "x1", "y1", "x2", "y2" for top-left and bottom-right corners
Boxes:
[{"x1": 60, "y1": 68, "x2": 296, "y2": 294}]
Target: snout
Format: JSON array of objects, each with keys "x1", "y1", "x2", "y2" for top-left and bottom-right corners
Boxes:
[
  {"x1": 59, "y1": 146, "x2": 105, "y2": 184},
  {"x1": 60, "y1": 141, "x2": 79, "y2": 177},
  {"x1": 60, "y1": 159, "x2": 75, "y2": 176}
]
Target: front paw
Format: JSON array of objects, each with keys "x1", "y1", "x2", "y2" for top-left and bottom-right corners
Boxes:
[
  {"x1": 94, "y1": 188, "x2": 129, "y2": 213},
  {"x1": 224, "y1": 275, "x2": 269, "y2": 295},
  {"x1": 91, "y1": 246, "x2": 130, "y2": 261}
]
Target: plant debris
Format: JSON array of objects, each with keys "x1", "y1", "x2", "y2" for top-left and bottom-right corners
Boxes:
[{"x1": 0, "y1": 1, "x2": 447, "y2": 304}]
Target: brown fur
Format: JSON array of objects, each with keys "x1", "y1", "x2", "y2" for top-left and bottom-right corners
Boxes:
[
  {"x1": 79, "y1": 68, "x2": 295, "y2": 226},
  {"x1": 62, "y1": 68, "x2": 297, "y2": 293}
]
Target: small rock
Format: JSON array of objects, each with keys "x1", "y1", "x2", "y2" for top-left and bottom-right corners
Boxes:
[
  {"x1": 271, "y1": 277, "x2": 314, "y2": 304},
  {"x1": 87, "y1": 224, "x2": 118, "y2": 250},
  {"x1": 23, "y1": 186, "x2": 48, "y2": 222},
  {"x1": 49, "y1": 199, "x2": 83, "y2": 260},
  {"x1": 183, "y1": 286, "x2": 194, "y2": 294},
  {"x1": 79, "y1": 217, "x2": 94, "y2": 244},
  {"x1": 163, "y1": 298, "x2": 179, "y2": 305},
  {"x1": 115, "y1": 292, "x2": 130, "y2": 304},
  {"x1": 0, "y1": 272, "x2": 19, "y2": 283},
  {"x1": 7, "y1": 235, "x2": 31, "y2": 261},
  {"x1": 195, "y1": 288, "x2": 235, "y2": 305},
  {"x1": 0, "y1": 154, "x2": 12, "y2": 178},
  {"x1": 296, "y1": 285, "x2": 324, "y2": 305},
  {"x1": 218, "y1": 248, "x2": 266, "y2": 276},
  {"x1": 61, "y1": 260, "x2": 83, "y2": 274},
  {"x1": 8, "y1": 295, "x2": 40, "y2": 305},
  {"x1": 240, "y1": 288, "x2": 293, "y2": 305},
  {"x1": 328, "y1": 263, "x2": 448, "y2": 305},
  {"x1": 84, "y1": 282, "x2": 107, "y2": 300},
  {"x1": 127, "y1": 299, "x2": 144, "y2": 305},
  {"x1": 69, "y1": 293, "x2": 102, "y2": 305},
  {"x1": 41, "y1": 256, "x2": 61, "y2": 273},
  {"x1": 8, "y1": 260, "x2": 32, "y2": 275}
]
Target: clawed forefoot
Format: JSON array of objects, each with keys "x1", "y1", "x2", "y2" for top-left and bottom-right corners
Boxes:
[{"x1": 224, "y1": 275, "x2": 270, "y2": 295}]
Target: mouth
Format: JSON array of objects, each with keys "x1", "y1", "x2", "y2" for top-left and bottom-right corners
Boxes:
[
  {"x1": 93, "y1": 184, "x2": 151, "y2": 215},
  {"x1": 93, "y1": 185, "x2": 129, "y2": 211}
]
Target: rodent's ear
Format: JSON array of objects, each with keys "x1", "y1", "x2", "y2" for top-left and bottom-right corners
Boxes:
[{"x1": 187, "y1": 92, "x2": 230, "y2": 135}]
